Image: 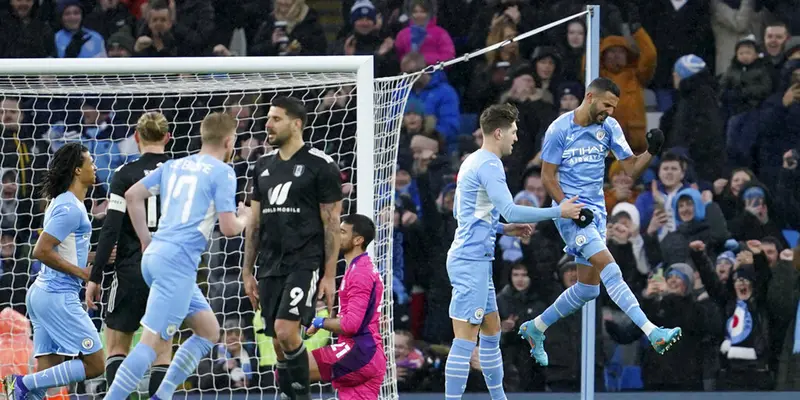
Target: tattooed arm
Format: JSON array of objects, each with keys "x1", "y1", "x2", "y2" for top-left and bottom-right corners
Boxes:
[{"x1": 318, "y1": 200, "x2": 342, "y2": 314}]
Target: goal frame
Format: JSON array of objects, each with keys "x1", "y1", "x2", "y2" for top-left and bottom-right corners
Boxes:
[{"x1": 0, "y1": 55, "x2": 377, "y2": 224}]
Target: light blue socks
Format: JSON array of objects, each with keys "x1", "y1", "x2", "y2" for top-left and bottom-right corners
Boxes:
[
  {"x1": 23, "y1": 359, "x2": 86, "y2": 391},
  {"x1": 479, "y1": 333, "x2": 505, "y2": 400},
  {"x1": 539, "y1": 281, "x2": 600, "y2": 327},
  {"x1": 105, "y1": 343, "x2": 156, "y2": 400},
  {"x1": 155, "y1": 335, "x2": 213, "y2": 399},
  {"x1": 445, "y1": 338, "x2": 475, "y2": 399}
]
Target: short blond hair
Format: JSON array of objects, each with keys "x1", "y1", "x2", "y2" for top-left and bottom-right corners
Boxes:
[
  {"x1": 200, "y1": 112, "x2": 237, "y2": 146},
  {"x1": 136, "y1": 111, "x2": 169, "y2": 142}
]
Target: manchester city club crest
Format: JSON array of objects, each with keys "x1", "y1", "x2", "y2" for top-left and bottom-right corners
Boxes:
[
  {"x1": 595, "y1": 129, "x2": 605, "y2": 141},
  {"x1": 576, "y1": 235, "x2": 587, "y2": 246},
  {"x1": 294, "y1": 165, "x2": 305, "y2": 177},
  {"x1": 82, "y1": 338, "x2": 94, "y2": 350}
]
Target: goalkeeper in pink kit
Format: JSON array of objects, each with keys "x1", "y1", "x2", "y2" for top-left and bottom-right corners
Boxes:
[{"x1": 304, "y1": 213, "x2": 386, "y2": 399}]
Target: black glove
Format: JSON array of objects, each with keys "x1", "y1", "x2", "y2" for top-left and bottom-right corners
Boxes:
[
  {"x1": 574, "y1": 208, "x2": 594, "y2": 228},
  {"x1": 646, "y1": 128, "x2": 664, "y2": 155},
  {"x1": 65, "y1": 32, "x2": 90, "y2": 58}
]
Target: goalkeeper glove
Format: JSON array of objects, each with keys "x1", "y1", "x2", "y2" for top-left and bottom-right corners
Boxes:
[
  {"x1": 646, "y1": 128, "x2": 665, "y2": 155},
  {"x1": 574, "y1": 208, "x2": 594, "y2": 228},
  {"x1": 311, "y1": 317, "x2": 326, "y2": 330}
]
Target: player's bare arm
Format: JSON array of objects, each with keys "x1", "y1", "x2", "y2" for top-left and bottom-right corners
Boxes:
[
  {"x1": 619, "y1": 152, "x2": 653, "y2": 181},
  {"x1": 218, "y1": 202, "x2": 252, "y2": 237},
  {"x1": 242, "y1": 199, "x2": 261, "y2": 310},
  {"x1": 541, "y1": 161, "x2": 566, "y2": 204},
  {"x1": 319, "y1": 200, "x2": 342, "y2": 314},
  {"x1": 125, "y1": 182, "x2": 154, "y2": 251},
  {"x1": 32, "y1": 232, "x2": 89, "y2": 281}
]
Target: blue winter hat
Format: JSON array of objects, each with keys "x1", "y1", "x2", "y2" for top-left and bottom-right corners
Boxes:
[
  {"x1": 716, "y1": 251, "x2": 736, "y2": 266},
  {"x1": 743, "y1": 186, "x2": 765, "y2": 200},
  {"x1": 673, "y1": 55, "x2": 706, "y2": 80},
  {"x1": 404, "y1": 97, "x2": 425, "y2": 115},
  {"x1": 351, "y1": 0, "x2": 377, "y2": 24},
  {"x1": 57, "y1": 0, "x2": 82, "y2": 15}
]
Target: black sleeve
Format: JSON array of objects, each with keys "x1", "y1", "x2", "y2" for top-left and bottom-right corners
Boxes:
[
  {"x1": 89, "y1": 168, "x2": 128, "y2": 284},
  {"x1": 250, "y1": 160, "x2": 262, "y2": 203},
  {"x1": 316, "y1": 159, "x2": 342, "y2": 204}
]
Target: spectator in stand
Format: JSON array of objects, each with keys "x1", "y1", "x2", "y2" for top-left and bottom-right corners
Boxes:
[
  {"x1": 750, "y1": 59, "x2": 800, "y2": 189},
  {"x1": 394, "y1": 330, "x2": 425, "y2": 391},
  {"x1": 54, "y1": 0, "x2": 106, "y2": 58},
  {"x1": 400, "y1": 52, "x2": 460, "y2": 153},
  {"x1": 649, "y1": 187, "x2": 730, "y2": 267},
  {"x1": 611, "y1": 202, "x2": 651, "y2": 279},
  {"x1": 593, "y1": 12, "x2": 657, "y2": 155},
  {"x1": 762, "y1": 21, "x2": 791, "y2": 77},
  {"x1": 105, "y1": 30, "x2": 134, "y2": 57},
  {"x1": 329, "y1": 0, "x2": 398, "y2": 77},
  {"x1": 712, "y1": 167, "x2": 755, "y2": 221},
  {"x1": 468, "y1": 0, "x2": 543, "y2": 64},
  {"x1": 498, "y1": 193, "x2": 536, "y2": 265},
  {"x1": 394, "y1": 0, "x2": 454, "y2": 66},
  {"x1": 557, "y1": 20, "x2": 585, "y2": 83},
  {"x1": 520, "y1": 168, "x2": 547, "y2": 210},
  {"x1": 641, "y1": 0, "x2": 715, "y2": 111},
  {"x1": 0, "y1": 228, "x2": 31, "y2": 315},
  {"x1": 196, "y1": 319, "x2": 260, "y2": 391},
  {"x1": 710, "y1": 0, "x2": 765, "y2": 75},
  {"x1": 717, "y1": 247, "x2": 773, "y2": 390},
  {"x1": 0, "y1": 0, "x2": 55, "y2": 58},
  {"x1": 661, "y1": 55, "x2": 726, "y2": 185},
  {"x1": 133, "y1": 0, "x2": 177, "y2": 56},
  {"x1": 638, "y1": 262, "x2": 719, "y2": 391},
  {"x1": 496, "y1": 263, "x2": 548, "y2": 391},
  {"x1": 528, "y1": 46, "x2": 562, "y2": 105},
  {"x1": 728, "y1": 182, "x2": 789, "y2": 246},
  {"x1": 463, "y1": 19, "x2": 523, "y2": 114},
  {"x1": 760, "y1": 236, "x2": 784, "y2": 268},
  {"x1": 605, "y1": 160, "x2": 640, "y2": 212},
  {"x1": 151, "y1": 0, "x2": 214, "y2": 56},
  {"x1": 498, "y1": 63, "x2": 558, "y2": 194},
  {"x1": 250, "y1": 0, "x2": 327, "y2": 57},
  {"x1": 776, "y1": 149, "x2": 800, "y2": 230},
  {"x1": 83, "y1": 0, "x2": 135, "y2": 40},
  {"x1": 636, "y1": 152, "x2": 691, "y2": 239},
  {"x1": 720, "y1": 35, "x2": 774, "y2": 119}
]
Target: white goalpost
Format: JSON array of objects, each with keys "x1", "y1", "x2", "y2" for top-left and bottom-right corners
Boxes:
[{"x1": 0, "y1": 55, "x2": 415, "y2": 400}]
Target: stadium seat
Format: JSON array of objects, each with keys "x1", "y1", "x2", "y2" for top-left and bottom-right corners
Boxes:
[{"x1": 783, "y1": 229, "x2": 800, "y2": 248}]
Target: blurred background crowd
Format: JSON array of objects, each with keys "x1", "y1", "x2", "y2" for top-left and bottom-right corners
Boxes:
[{"x1": 0, "y1": 0, "x2": 799, "y2": 395}]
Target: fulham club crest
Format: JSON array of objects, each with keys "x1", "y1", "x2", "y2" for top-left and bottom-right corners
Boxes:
[{"x1": 294, "y1": 165, "x2": 305, "y2": 177}]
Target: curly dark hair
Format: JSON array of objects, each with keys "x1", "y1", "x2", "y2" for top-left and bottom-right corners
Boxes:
[{"x1": 40, "y1": 142, "x2": 89, "y2": 199}]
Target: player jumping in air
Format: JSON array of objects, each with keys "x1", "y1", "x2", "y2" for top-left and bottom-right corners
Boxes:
[
  {"x1": 444, "y1": 103, "x2": 584, "y2": 400},
  {"x1": 4, "y1": 143, "x2": 105, "y2": 400},
  {"x1": 85, "y1": 112, "x2": 172, "y2": 396},
  {"x1": 242, "y1": 96, "x2": 342, "y2": 400},
  {"x1": 305, "y1": 213, "x2": 386, "y2": 399},
  {"x1": 520, "y1": 77, "x2": 680, "y2": 366},
  {"x1": 104, "y1": 112, "x2": 252, "y2": 400}
]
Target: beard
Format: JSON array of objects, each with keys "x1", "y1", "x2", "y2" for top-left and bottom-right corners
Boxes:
[
  {"x1": 589, "y1": 103, "x2": 608, "y2": 124},
  {"x1": 267, "y1": 129, "x2": 289, "y2": 147}
]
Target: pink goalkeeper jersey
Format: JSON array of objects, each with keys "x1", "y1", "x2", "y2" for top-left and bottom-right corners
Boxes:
[{"x1": 337, "y1": 253, "x2": 384, "y2": 354}]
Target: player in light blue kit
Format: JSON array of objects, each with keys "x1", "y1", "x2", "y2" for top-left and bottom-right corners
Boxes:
[
  {"x1": 4, "y1": 143, "x2": 105, "y2": 400},
  {"x1": 444, "y1": 104, "x2": 584, "y2": 400},
  {"x1": 519, "y1": 78, "x2": 681, "y2": 366},
  {"x1": 105, "y1": 113, "x2": 251, "y2": 400}
]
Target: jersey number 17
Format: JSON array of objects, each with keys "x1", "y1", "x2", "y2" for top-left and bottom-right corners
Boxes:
[{"x1": 162, "y1": 174, "x2": 199, "y2": 224}]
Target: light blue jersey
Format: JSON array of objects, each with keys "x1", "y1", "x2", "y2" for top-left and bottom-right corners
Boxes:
[
  {"x1": 541, "y1": 112, "x2": 633, "y2": 212},
  {"x1": 140, "y1": 154, "x2": 237, "y2": 268},
  {"x1": 448, "y1": 149, "x2": 561, "y2": 261},
  {"x1": 35, "y1": 192, "x2": 92, "y2": 293},
  {"x1": 542, "y1": 112, "x2": 634, "y2": 264}
]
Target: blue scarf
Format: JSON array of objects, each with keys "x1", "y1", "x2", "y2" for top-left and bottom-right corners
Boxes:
[
  {"x1": 727, "y1": 300, "x2": 753, "y2": 345},
  {"x1": 392, "y1": 229, "x2": 408, "y2": 304},
  {"x1": 794, "y1": 299, "x2": 800, "y2": 354},
  {"x1": 410, "y1": 25, "x2": 427, "y2": 52},
  {"x1": 215, "y1": 344, "x2": 253, "y2": 379}
]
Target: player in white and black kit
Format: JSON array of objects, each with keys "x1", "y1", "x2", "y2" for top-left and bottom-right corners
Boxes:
[
  {"x1": 242, "y1": 96, "x2": 342, "y2": 400},
  {"x1": 85, "y1": 112, "x2": 172, "y2": 397}
]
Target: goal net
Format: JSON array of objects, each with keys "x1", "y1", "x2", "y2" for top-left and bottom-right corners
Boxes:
[{"x1": 0, "y1": 57, "x2": 416, "y2": 400}]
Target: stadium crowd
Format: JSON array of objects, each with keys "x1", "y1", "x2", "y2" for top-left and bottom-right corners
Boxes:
[{"x1": 0, "y1": 0, "x2": 799, "y2": 395}]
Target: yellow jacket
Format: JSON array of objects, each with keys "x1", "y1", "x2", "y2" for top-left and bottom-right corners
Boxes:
[{"x1": 584, "y1": 28, "x2": 657, "y2": 154}]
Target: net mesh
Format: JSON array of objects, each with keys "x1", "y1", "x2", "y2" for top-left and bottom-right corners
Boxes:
[{"x1": 0, "y1": 70, "x2": 417, "y2": 400}]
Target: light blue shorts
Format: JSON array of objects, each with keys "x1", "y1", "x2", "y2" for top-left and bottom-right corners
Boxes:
[
  {"x1": 554, "y1": 207, "x2": 608, "y2": 266},
  {"x1": 447, "y1": 256, "x2": 498, "y2": 325},
  {"x1": 26, "y1": 284, "x2": 103, "y2": 357},
  {"x1": 140, "y1": 242, "x2": 211, "y2": 340}
]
